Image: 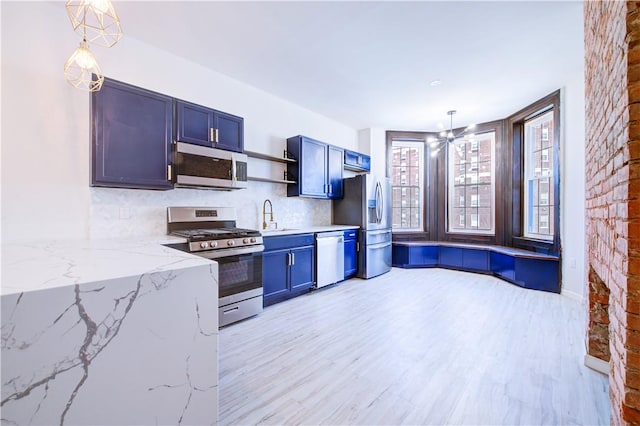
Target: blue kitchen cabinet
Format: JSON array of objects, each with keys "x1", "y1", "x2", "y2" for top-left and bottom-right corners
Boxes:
[
  {"x1": 263, "y1": 233, "x2": 315, "y2": 306},
  {"x1": 92, "y1": 77, "x2": 173, "y2": 190},
  {"x1": 344, "y1": 150, "x2": 371, "y2": 172},
  {"x1": 344, "y1": 230, "x2": 358, "y2": 278},
  {"x1": 286, "y1": 135, "x2": 343, "y2": 199},
  {"x1": 262, "y1": 249, "x2": 290, "y2": 301},
  {"x1": 328, "y1": 145, "x2": 344, "y2": 199},
  {"x1": 290, "y1": 246, "x2": 315, "y2": 292},
  {"x1": 175, "y1": 99, "x2": 244, "y2": 153}
]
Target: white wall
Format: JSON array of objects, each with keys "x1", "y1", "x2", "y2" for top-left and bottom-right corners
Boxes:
[
  {"x1": 560, "y1": 73, "x2": 587, "y2": 301},
  {"x1": 1, "y1": 2, "x2": 358, "y2": 243}
]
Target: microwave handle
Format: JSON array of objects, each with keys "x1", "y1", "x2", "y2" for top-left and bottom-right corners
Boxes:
[{"x1": 231, "y1": 156, "x2": 237, "y2": 182}]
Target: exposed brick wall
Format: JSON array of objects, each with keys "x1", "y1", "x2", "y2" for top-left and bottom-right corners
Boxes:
[
  {"x1": 585, "y1": 1, "x2": 640, "y2": 424},
  {"x1": 588, "y1": 266, "x2": 611, "y2": 360}
]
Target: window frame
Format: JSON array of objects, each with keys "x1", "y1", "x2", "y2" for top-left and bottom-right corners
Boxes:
[
  {"x1": 507, "y1": 90, "x2": 561, "y2": 255},
  {"x1": 386, "y1": 131, "x2": 438, "y2": 240},
  {"x1": 446, "y1": 130, "x2": 497, "y2": 236},
  {"x1": 523, "y1": 109, "x2": 555, "y2": 241},
  {"x1": 390, "y1": 139, "x2": 424, "y2": 232}
]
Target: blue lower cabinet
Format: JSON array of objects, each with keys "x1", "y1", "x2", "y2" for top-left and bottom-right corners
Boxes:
[
  {"x1": 262, "y1": 249, "x2": 290, "y2": 302},
  {"x1": 392, "y1": 242, "x2": 559, "y2": 294},
  {"x1": 344, "y1": 230, "x2": 358, "y2": 278},
  {"x1": 263, "y1": 234, "x2": 315, "y2": 306},
  {"x1": 439, "y1": 247, "x2": 464, "y2": 268},
  {"x1": 514, "y1": 258, "x2": 560, "y2": 293},
  {"x1": 490, "y1": 252, "x2": 516, "y2": 281},
  {"x1": 290, "y1": 246, "x2": 315, "y2": 293},
  {"x1": 462, "y1": 249, "x2": 489, "y2": 272}
]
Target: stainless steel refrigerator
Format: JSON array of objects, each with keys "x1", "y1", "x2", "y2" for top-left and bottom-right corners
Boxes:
[{"x1": 333, "y1": 174, "x2": 392, "y2": 279}]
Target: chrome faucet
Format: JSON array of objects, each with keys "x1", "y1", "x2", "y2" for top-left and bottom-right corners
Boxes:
[{"x1": 262, "y1": 199, "x2": 277, "y2": 230}]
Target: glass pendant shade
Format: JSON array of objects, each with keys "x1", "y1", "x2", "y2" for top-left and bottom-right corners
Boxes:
[
  {"x1": 66, "y1": 0, "x2": 123, "y2": 48},
  {"x1": 64, "y1": 40, "x2": 104, "y2": 92}
]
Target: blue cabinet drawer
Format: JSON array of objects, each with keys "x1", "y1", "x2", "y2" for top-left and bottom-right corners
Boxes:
[
  {"x1": 263, "y1": 233, "x2": 315, "y2": 251},
  {"x1": 343, "y1": 230, "x2": 358, "y2": 240}
]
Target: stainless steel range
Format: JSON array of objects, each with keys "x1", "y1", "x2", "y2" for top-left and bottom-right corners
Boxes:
[{"x1": 166, "y1": 207, "x2": 264, "y2": 327}]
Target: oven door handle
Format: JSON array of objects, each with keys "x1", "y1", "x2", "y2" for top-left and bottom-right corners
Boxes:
[{"x1": 196, "y1": 245, "x2": 265, "y2": 259}]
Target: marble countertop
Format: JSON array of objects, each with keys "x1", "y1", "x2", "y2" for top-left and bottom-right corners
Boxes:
[
  {"x1": 261, "y1": 225, "x2": 359, "y2": 237},
  {"x1": 1, "y1": 225, "x2": 360, "y2": 296},
  {"x1": 1, "y1": 237, "x2": 212, "y2": 296}
]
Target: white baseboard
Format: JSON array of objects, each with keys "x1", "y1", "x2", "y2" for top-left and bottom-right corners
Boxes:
[{"x1": 584, "y1": 354, "x2": 610, "y2": 375}]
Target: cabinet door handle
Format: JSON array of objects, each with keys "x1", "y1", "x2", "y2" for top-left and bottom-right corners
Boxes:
[
  {"x1": 214, "y1": 128, "x2": 219, "y2": 143},
  {"x1": 209, "y1": 128, "x2": 215, "y2": 143},
  {"x1": 167, "y1": 164, "x2": 172, "y2": 181},
  {"x1": 291, "y1": 252, "x2": 295, "y2": 266},
  {"x1": 356, "y1": 242, "x2": 360, "y2": 252},
  {"x1": 287, "y1": 252, "x2": 291, "y2": 266}
]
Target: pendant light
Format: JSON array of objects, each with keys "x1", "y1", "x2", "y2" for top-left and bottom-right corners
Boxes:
[
  {"x1": 65, "y1": 0, "x2": 123, "y2": 48},
  {"x1": 427, "y1": 110, "x2": 475, "y2": 157},
  {"x1": 64, "y1": 38, "x2": 104, "y2": 91},
  {"x1": 63, "y1": 0, "x2": 123, "y2": 92}
]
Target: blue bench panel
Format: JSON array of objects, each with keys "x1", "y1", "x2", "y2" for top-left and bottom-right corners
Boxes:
[{"x1": 392, "y1": 242, "x2": 559, "y2": 293}]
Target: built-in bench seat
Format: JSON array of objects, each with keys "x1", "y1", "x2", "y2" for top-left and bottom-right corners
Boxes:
[{"x1": 392, "y1": 241, "x2": 560, "y2": 293}]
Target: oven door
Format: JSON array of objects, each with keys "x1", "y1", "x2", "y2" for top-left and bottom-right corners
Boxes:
[{"x1": 199, "y1": 246, "x2": 264, "y2": 306}]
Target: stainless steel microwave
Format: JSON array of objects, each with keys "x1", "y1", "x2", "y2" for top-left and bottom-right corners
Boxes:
[{"x1": 174, "y1": 142, "x2": 248, "y2": 190}]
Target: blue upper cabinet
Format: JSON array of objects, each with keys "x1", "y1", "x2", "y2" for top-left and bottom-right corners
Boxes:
[
  {"x1": 92, "y1": 77, "x2": 173, "y2": 190},
  {"x1": 344, "y1": 149, "x2": 371, "y2": 172},
  {"x1": 175, "y1": 99, "x2": 244, "y2": 153},
  {"x1": 286, "y1": 135, "x2": 343, "y2": 199},
  {"x1": 175, "y1": 100, "x2": 211, "y2": 146},
  {"x1": 213, "y1": 110, "x2": 244, "y2": 153},
  {"x1": 328, "y1": 145, "x2": 344, "y2": 199}
]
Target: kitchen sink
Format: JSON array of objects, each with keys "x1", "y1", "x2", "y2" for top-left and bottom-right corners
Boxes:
[{"x1": 261, "y1": 228, "x2": 300, "y2": 233}]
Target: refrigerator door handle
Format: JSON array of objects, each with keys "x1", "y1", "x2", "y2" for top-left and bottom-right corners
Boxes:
[
  {"x1": 378, "y1": 182, "x2": 384, "y2": 223},
  {"x1": 375, "y1": 182, "x2": 383, "y2": 223}
]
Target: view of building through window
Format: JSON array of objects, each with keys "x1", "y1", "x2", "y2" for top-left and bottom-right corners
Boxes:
[
  {"x1": 391, "y1": 140, "x2": 423, "y2": 231},
  {"x1": 524, "y1": 109, "x2": 554, "y2": 240},
  {"x1": 447, "y1": 131, "x2": 496, "y2": 234}
]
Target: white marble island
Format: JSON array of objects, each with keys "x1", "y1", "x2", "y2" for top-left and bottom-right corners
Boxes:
[{"x1": 1, "y1": 239, "x2": 219, "y2": 425}]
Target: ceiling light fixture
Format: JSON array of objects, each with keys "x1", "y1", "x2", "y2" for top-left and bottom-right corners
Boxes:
[
  {"x1": 63, "y1": 0, "x2": 123, "y2": 92},
  {"x1": 65, "y1": 0, "x2": 123, "y2": 48},
  {"x1": 427, "y1": 110, "x2": 475, "y2": 157},
  {"x1": 64, "y1": 38, "x2": 104, "y2": 91}
]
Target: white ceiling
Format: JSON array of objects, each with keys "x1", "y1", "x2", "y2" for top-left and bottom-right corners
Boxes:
[{"x1": 116, "y1": 1, "x2": 584, "y2": 131}]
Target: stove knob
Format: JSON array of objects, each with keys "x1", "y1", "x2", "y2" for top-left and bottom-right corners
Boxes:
[
  {"x1": 200, "y1": 242, "x2": 209, "y2": 249},
  {"x1": 250, "y1": 237, "x2": 257, "y2": 243},
  {"x1": 210, "y1": 241, "x2": 218, "y2": 248},
  {"x1": 227, "y1": 240, "x2": 235, "y2": 246},
  {"x1": 243, "y1": 238, "x2": 250, "y2": 244}
]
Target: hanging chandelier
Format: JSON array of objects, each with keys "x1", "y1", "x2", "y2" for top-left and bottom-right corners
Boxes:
[
  {"x1": 427, "y1": 110, "x2": 475, "y2": 157},
  {"x1": 63, "y1": 0, "x2": 123, "y2": 92},
  {"x1": 65, "y1": 0, "x2": 123, "y2": 48}
]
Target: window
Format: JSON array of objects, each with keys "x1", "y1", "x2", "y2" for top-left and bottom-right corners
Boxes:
[
  {"x1": 524, "y1": 110, "x2": 555, "y2": 240},
  {"x1": 447, "y1": 131, "x2": 496, "y2": 234},
  {"x1": 391, "y1": 140, "x2": 424, "y2": 231}
]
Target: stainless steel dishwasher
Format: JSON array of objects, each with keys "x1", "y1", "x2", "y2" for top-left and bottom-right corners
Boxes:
[{"x1": 315, "y1": 231, "x2": 345, "y2": 288}]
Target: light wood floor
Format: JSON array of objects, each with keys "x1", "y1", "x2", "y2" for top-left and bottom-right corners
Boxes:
[{"x1": 219, "y1": 268, "x2": 610, "y2": 425}]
